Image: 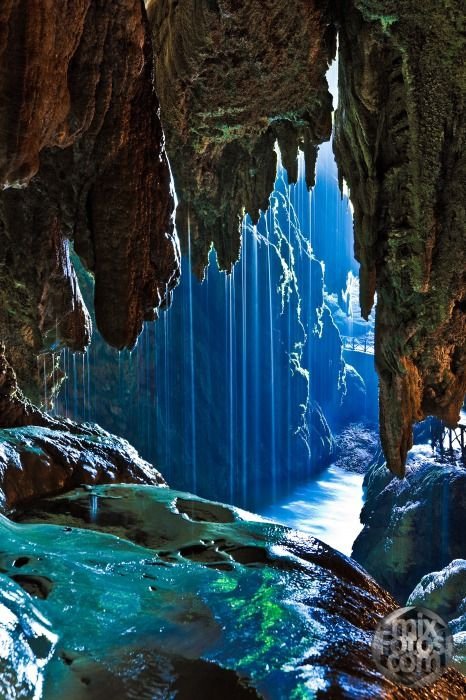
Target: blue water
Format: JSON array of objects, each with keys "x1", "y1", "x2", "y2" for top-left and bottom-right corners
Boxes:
[{"x1": 260, "y1": 464, "x2": 364, "y2": 556}]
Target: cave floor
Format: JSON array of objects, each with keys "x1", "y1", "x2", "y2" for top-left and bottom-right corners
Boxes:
[{"x1": 0, "y1": 483, "x2": 411, "y2": 699}]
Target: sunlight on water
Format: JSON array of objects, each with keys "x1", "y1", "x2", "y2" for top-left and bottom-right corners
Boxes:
[{"x1": 259, "y1": 465, "x2": 364, "y2": 556}]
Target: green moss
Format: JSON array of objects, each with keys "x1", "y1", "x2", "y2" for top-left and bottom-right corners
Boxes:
[
  {"x1": 364, "y1": 13, "x2": 397, "y2": 33},
  {"x1": 268, "y1": 113, "x2": 309, "y2": 128},
  {"x1": 290, "y1": 685, "x2": 316, "y2": 700}
]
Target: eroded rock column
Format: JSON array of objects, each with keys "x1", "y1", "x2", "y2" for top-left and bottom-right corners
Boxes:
[{"x1": 334, "y1": 0, "x2": 466, "y2": 474}]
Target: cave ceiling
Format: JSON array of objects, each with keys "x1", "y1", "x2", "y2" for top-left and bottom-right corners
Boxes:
[
  {"x1": 0, "y1": 0, "x2": 180, "y2": 404},
  {"x1": 148, "y1": 0, "x2": 336, "y2": 275},
  {"x1": 0, "y1": 0, "x2": 465, "y2": 476}
]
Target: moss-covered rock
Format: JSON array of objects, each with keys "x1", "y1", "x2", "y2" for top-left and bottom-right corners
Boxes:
[{"x1": 148, "y1": 0, "x2": 335, "y2": 274}]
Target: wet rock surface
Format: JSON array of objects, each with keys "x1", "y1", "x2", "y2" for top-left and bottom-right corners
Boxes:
[
  {"x1": 0, "y1": 424, "x2": 165, "y2": 514},
  {"x1": 0, "y1": 577, "x2": 57, "y2": 700},
  {"x1": 352, "y1": 446, "x2": 466, "y2": 602},
  {"x1": 6, "y1": 483, "x2": 465, "y2": 699},
  {"x1": 407, "y1": 559, "x2": 466, "y2": 673}
]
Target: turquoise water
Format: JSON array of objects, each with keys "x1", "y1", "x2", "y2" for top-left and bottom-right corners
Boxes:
[{"x1": 2, "y1": 483, "x2": 385, "y2": 699}]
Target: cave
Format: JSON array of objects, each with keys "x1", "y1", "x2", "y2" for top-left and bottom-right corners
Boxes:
[{"x1": 0, "y1": 1, "x2": 465, "y2": 698}]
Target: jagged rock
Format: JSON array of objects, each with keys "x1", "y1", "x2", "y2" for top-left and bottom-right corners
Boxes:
[
  {"x1": 334, "y1": 1, "x2": 466, "y2": 476},
  {"x1": 7, "y1": 483, "x2": 465, "y2": 698},
  {"x1": 340, "y1": 364, "x2": 367, "y2": 426},
  {"x1": 148, "y1": 0, "x2": 335, "y2": 274},
  {"x1": 407, "y1": 559, "x2": 466, "y2": 673},
  {"x1": 0, "y1": 423, "x2": 165, "y2": 513},
  {"x1": 0, "y1": 0, "x2": 179, "y2": 404},
  {"x1": 0, "y1": 576, "x2": 58, "y2": 700},
  {"x1": 1, "y1": 0, "x2": 464, "y2": 477},
  {"x1": 352, "y1": 445, "x2": 466, "y2": 601},
  {"x1": 334, "y1": 422, "x2": 380, "y2": 474}
]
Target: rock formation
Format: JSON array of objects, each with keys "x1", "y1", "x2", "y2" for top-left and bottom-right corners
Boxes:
[
  {"x1": 0, "y1": 424, "x2": 165, "y2": 514},
  {"x1": 0, "y1": 0, "x2": 180, "y2": 404},
  {"x1": 0, "y1": 0, "x2": 464, "y2": 481},
  {"x1": 147, "y1": 0, "x2": 466, "y2": 476},
  {"x1": 148, "y1": 0, "x2": 335, "y2": 275},
  {"x1": 334, "y1": 0, "x2": 466, "y2": 475},
  {"x1": 352, "y1": 445, "x2": 466, "y2": 601}
]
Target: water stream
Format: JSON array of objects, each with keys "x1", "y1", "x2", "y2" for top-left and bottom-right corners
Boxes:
[{"x1": 260, "y1": 464, "x2": 364, "y2": 557}]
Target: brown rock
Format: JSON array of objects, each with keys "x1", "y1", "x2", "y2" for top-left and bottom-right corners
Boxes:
[
  {"x1": 0, "y1": 0, "x2": 89, "y2": 187},
  {"x1": 0, "y1": 0, "x2": 179, "y2": 403},
  {"x1": 148, "y1": 0, "x2": 335, "y2": 274},
  {"x1": 0, "y1": 346, "x2": 165, "y2": 513},
  {"x1": 334, "y1": 1, "x2": 466, "y2": 475},
  {"x1": 0, "y1": 421, "x2": 165, "y2": 514}
]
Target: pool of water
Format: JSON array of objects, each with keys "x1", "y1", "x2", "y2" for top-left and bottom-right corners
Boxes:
[{"x1": 259, "y1": 464, "x2": 364, "y2": 557}]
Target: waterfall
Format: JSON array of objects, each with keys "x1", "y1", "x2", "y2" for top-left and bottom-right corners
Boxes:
[
  {"x1": 145, "y1": 139, "x2": 364, "y2": 507},
  {"x1": 265, "y1": 211, "x2": 278, "y2": 500},
  {"x1": 187, "y1": 217, "x2": 197, "y2": 492},
  {"x1": 241, "y1": 217, "x2": 248, "y2": 504},
  {"x1": 54, "y1": 66, "x2": 378, "y2": 509}
]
